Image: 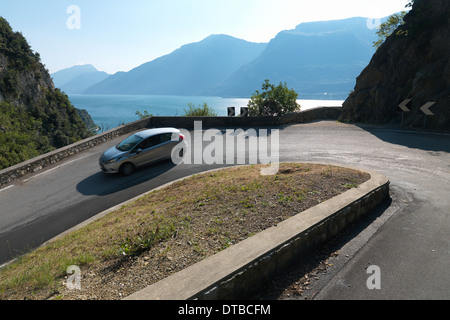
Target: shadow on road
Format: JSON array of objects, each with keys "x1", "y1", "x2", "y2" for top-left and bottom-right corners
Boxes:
[
  {"x1": 76, "y1": 160, "x2": 177, "y2": 196},
  {"x1": 253, "y1": 194, "x2": 393, "y2": 300},
  {"x1": 0, "y1": 161, "x2": 180, "y2": 265},
  {"x1": 357, "y1": 125, "x2": 450, "y2": 153}
]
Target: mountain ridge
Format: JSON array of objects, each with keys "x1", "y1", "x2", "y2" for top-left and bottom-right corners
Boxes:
[
  {"x1": 213, "y1": 17, "x2": 380, "y2": 99},
  {"x1": 79, "y1": 16, "x2": 383, "y2": 99},
  {"x1": 84, "y1": 34, "x2": 267, "y2": 96},
  {"x1": 51, "y1": 64, "x2": 110, "y2": 94}
]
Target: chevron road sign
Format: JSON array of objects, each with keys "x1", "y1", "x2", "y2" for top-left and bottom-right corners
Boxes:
[
  {"x1": 228, "y1": 107, "x2": 235, "y2": 117},
  {"x1": 420, "y1": 102, "x2": 436, "y2": 116},
  {"x1": 241, "y1": 107, "x2": 249, "y2": 117},
  {"x1": 399, "y1": 99, "x2": 412, "y2": 126},
  {"x1": 399, "y1": 99, "x2": 412, "y2": 112},
  {"x1": 399, "y1": 100, "x2": 437, "y2": 127},
  {"x1": 399, "y1": 99, "x2": 436, "y2": 115}
]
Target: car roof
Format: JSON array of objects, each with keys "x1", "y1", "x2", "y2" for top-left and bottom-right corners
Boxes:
[{"x1": 134, "y1": 128, "x2": 180, "y2": 139}]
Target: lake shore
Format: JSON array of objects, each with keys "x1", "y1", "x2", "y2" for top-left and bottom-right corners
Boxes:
[{"x1": 69, "y1": 94, "x2": 343, "y2": 131}]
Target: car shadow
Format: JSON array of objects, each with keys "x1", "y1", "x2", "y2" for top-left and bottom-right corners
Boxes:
[{"x1": 76, "y1": 160, "x2": 177, "y2": 196}]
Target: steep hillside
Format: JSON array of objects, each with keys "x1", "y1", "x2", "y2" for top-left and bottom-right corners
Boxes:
[
  {"x1": 215, "y1": 17, "x2": 379, "y2": 99},
  {"x1": 0, "y1": 17, "x2": 93, "y2": 170},
  {"x1": 51, "y1": 64, "x2": 110, "y2": 94},
  {"x1": 85, "y1": 35, "x2": 267, "y2": 96},
  {"x1": 340, "y1": 0, "x2": 450, "y2": 130}
]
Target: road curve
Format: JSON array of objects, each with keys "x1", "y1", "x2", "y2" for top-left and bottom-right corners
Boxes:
[
  {"x1": 275, "y1": 122, "x2": 450, "y2": 299},
  {"x1": 1, "y1": 121, "x2": 449, "y2": 299}
]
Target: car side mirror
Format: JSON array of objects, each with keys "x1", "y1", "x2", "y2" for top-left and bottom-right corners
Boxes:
[{"x1": 136, "y1": 148, "x2": 143, "y2": 154}]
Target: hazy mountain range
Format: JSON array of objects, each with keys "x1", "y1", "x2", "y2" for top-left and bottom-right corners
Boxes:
[
  {"x1": 51, "y1": 64, "x2": 110, "y2": 94},
  {"x1": 53, "y1": 16, "x2": 384, "y2": 99}
]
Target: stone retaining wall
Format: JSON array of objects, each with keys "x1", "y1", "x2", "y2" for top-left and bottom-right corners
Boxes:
[{"x1": 0, "y1": 107, "x2": 341, "y2": 187}]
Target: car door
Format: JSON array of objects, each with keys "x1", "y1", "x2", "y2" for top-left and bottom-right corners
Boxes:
[
  {"x1": 132, "y1": 135, "x2": 159, "y2": 167},
  {"x1": 133, "y1": 133, "x2": 175, "y2": 167},
  {"x1": 153, "y1": 133, "x2": 178, "y2": 162}
]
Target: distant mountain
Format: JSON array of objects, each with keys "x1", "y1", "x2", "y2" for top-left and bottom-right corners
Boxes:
[
  {"x1": 52, "y1": 64, "x2": 110, "y2": 94},
  {"x1": 85, "y1": 34, "x2": 267, "y2": 96},
  {"x1": 214, "y1": 17, "x2": 380, "y2": 99},
  {"x1": 84, "y1": 17, "x2": 384, "y2": 99}
]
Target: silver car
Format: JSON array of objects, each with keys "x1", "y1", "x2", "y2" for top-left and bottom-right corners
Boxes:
[{"x1": 99, "y1": 128, "x2": 186, "y2": 175}]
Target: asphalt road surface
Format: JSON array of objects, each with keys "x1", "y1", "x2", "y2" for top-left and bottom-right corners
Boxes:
[{"x1": 1, "y1": 121, "x2": 449, "y2": 299}]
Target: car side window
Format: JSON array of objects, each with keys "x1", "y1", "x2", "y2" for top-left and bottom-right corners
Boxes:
[
  {"x1": 150, "y1": 134, "x2": 163, "y2": 146},
  {"x1": 136, "y1": 133, "x2": 173, "y2": 151},
  {"x1": 138, "y1": 138, "x2": 154, "y2": 150},
  {"x1": 160, "y1": 133, "x2": 172, "y2": 143}
]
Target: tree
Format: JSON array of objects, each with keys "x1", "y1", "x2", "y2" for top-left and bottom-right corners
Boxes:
[
  {"x1": 183, "y1": 102, "x2": 218, "y2": 117},
  {"x1": 135, "y1": 110, "x2": 153, "y2": 119},
  {"x1": 373, "y1": 11, "x2": 408, "y2": 49},
  {"x1": 248, "y1": 80, "x2": 300, "y2": 117}
]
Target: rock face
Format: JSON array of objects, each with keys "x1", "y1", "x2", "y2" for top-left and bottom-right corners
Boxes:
[{"x1": 340, "y1": 0, "x2": 450, "y2": 131}]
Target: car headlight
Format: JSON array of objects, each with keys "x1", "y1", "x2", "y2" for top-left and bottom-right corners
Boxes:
[{"x1": 105, "y1": 157, "x2": 120, "y2": 164}]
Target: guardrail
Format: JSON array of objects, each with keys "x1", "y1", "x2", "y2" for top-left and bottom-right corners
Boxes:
[{"x1": 0, "y1": 107, "x2": 341, "y2": 187}]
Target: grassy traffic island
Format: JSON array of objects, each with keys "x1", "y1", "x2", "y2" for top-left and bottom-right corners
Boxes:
[{"x1": 0, "y1": 163, "x2": 370, "y2": 300}]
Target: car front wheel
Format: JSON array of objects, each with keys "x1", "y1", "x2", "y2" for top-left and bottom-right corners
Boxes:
[{"x1": 120, "y1": 163, "x2": 135, "y2": 176}]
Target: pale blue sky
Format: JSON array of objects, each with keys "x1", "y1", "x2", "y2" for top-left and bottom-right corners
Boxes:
[{"x1": 0, "y1": 0, "x2": 410, "y2": 74}]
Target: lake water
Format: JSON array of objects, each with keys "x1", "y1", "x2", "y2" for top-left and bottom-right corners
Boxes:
[{"x1": 68, "y1": 94, "x2": 343, "y2": 131}]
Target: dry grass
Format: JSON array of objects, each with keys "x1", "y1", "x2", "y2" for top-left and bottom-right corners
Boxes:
[{"x1": 0, "y1": 163, "x2": 370, "y2": 300}]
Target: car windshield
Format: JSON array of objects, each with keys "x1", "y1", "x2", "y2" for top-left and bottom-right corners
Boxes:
[{"x1": 116, "y1": 134, "x2": 144, "y2": 152}]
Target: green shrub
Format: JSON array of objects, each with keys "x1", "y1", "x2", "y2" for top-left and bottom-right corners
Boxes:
[
  {"x1": 183, "y1": 102, "x2": 218, "y2": 117},
  {"x1": 248, "y1": 80, "x2": 300, "y2": 117}
]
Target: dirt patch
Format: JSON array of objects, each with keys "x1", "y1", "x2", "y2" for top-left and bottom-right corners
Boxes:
[{"x1": 0, "y1": 163, "x2": 370, "y2": 300}]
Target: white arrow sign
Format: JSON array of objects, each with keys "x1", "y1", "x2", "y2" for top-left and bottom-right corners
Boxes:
[
  {"x1": 399, "y1": 99, "x2": 412, "y2": 112},
  {"x1": 420, "y1": 102, "x2": 436, "y2": 116}
]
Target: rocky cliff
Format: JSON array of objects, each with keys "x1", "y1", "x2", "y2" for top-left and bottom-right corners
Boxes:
[
  {"x1": 340, "y1": 0, "x2": 450, "y2": 131},
  {"x1": 0, "y1": 17, "x2": 93, "y2": 169}
]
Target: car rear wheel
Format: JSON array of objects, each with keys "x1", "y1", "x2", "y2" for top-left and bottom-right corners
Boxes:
[{"x1": 120, "y1": 163, "x2": 135, "y2": 176}]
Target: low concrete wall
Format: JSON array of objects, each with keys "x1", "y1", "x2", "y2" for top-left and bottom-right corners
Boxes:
[
  {"x1": 0, "y1": 107, "x2": 341, "y2": 187},
  {"x1": 124, "y1": 165, "x2": 389, "y2": 300},
  {"x1": 145, "y1": 107, "x2": 342, "y2": 129}
]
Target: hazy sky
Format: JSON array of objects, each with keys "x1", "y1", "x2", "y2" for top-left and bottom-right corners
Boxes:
[{"x1": 0, "y1": 0, "x2": 410, "y2": 74}]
